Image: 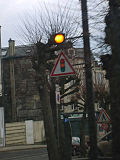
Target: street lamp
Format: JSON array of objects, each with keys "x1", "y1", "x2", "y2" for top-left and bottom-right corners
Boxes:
[{"x1": 54, "y1": 33, "x2": 65, "y2": 44}]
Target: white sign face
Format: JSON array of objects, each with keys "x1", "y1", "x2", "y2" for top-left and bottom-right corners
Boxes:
[
  {"x1": 25, "y1": 120, "x2": 34, "y2": 144},
  {"x1": 51, "y1": 51, "x2": 76, "y2": 77},
  {"x1": 56, "y1": 91, "x2": 60, "y2": 104}
]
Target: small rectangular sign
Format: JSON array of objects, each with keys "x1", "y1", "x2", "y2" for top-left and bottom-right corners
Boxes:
[{"x1": 56, "y1": 91, "x2": 60, "y2": 104}]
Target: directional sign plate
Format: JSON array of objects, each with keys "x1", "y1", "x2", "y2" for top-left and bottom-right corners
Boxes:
[{"x1": 50, "y1": 51, "x2": 76, "y2": 77}]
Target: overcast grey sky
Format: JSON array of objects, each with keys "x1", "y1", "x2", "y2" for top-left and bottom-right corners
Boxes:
[
  {"x1": 0, "y1": 0, "x2": 61, "y2": 47},
  {"x1": 0, "y1": 0, "x2": 108, "y2": 55}
]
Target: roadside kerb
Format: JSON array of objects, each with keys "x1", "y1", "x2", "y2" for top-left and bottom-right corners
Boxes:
[
  {"x1": 0, "y1": 144, "x2": 47, "y2": 152},
  {"x1": 72, "y1": 157, "x2": 112, "y2": 160}
]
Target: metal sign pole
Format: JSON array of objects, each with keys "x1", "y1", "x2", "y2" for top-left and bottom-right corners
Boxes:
[{"x1": 55, "y1": 84, "x2": 60, "y2": 145}]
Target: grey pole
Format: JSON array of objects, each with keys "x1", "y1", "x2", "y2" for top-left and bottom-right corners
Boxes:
[{"x1": 80, "y1": 0, "x2": 97, "y2": 159}]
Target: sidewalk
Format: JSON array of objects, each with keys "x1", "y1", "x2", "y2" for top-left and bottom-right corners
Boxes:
[
  {"x1": 0, "y1": 145, "x2": 112, "y2": 160},
  {"x1": 0, "y1": 144, "x2": 47, "y2": 152}
]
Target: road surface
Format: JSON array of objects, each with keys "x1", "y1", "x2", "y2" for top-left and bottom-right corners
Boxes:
[
  {"x1": 0, "y1": 148, "x2": 112, "y2": 160},
  {"x1": 0, "y1": 148, "x2": 48, "y2": 160}
]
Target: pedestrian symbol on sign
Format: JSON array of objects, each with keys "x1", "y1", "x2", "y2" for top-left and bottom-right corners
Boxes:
[
  {"x1": 97, "y1": 109, "x2": 111, "y2": 123},
  {"x1": 97, "y1": 108, "x2": 111, "y2": 131}
]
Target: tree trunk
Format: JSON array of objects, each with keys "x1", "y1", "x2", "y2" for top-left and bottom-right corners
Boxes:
[
  {"x1": 50, "y1": 80, "x2": 57, "y2": 138},
  {"x1": 63, "y1": 118, "x2": 72, "y2": 160},
  {"x1": 105, "y1": 1, "x2": 120, "y2": 159},
  {"x1": 59, "y1": 119, "x2": 72, "y2": 160},
  {"x1": 36, "y1": 60, "x2": 60, "y2": 160},
  {"x1": 39, "y1": 83, "x2": 61, "y2": 160},
  {"x1": 59, "y1": 78, "x2": 72, "y2": 160},
  {"x1": 80, "y1": 111, "x2": 87, "y2": 157},
  {"x1": 34, "y1": 42, "x2": 73, "y2": 160}
]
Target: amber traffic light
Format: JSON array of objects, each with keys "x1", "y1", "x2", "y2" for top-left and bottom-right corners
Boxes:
[{"x1": 54, "y1": 33, "x2": 65, "y2": 44}]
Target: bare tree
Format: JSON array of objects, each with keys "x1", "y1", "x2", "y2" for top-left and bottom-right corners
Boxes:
[
  {"x1": 73, "y1": 0, "x2": 110, "y2": 56},
  {"x1": 17, "y1": 1, "x2": 111, "y2": 159},
  {"x1": 18, "y1": 1, "x2": 82, "y2": 160},
  {"x1": 94, "y1": 81, "x2": 110, "y2": 111},
  {"x1": 19, "y1": 1, "x2": 82, "y2": 45},
  {"x1": 103, "y1": 0, "x2": 120, "y2": 159}
]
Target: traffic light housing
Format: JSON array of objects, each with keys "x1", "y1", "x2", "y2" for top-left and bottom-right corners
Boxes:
[{"x1": 60, "y1": 58, "x2": 65, "y2": 72}]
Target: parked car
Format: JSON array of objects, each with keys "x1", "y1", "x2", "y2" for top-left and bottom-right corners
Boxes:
[
  {"x1": 97, "y1": 131, "x2": 112, "y2": 156},
  {"x1": 72, "y1": 137, "x2": 80, "y2": 156},
  {"x1": 72, "y1": 137, "x2": 89, "y2": 156}
]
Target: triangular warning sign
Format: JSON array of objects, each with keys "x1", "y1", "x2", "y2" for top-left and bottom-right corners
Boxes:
[
  {"x1": 97, "y1": 109, "x2": 111, "y2": 123},
  {"x1": 50, "y1": 51, "x2": 76, "y2": 77}
]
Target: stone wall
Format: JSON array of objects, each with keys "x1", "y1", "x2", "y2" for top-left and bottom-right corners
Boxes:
[
  {"x1": 2, "y1": 59, "x2": 12, "y2": 122},
  {"x1": 2, "y1": 56, "x2": 43, "y2": 122}
]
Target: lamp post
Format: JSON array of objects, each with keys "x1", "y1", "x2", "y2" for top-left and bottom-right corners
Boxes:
[
  {"x1": 55, "y1": 83, "x2": 60, "y2": 145},
  {"x1": 80, "y1": 0, "x2": 97, "y2": 159},
  {"x1": 54, "y1": 34, "x2": 65, "y2": 44}
]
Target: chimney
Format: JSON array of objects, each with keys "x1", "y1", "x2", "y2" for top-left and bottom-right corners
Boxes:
[{"x1": 9, "y1": 38, "x2": 15, "y2": 56}]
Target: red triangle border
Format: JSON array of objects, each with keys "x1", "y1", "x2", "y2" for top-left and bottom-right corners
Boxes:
[
  {"x1": 97, "y1": 109, "x2": 111, "y2": 123},
  {"x1": 50, "y1": 51, "x2": 76, "y2": 77}
]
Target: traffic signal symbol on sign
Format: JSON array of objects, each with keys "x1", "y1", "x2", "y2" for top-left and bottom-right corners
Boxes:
[
  {"x1": 60, "y1": 59, "x2": 65, "y2": 72},
  {"x1": 50, "y1": 51, "x2": 76, "y2": 77}
]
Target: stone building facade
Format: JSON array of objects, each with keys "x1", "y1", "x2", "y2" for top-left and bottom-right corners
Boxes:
[
  {"x1": 62, "y1": 48, "x2": 109, "y2": 113},
  {"x1": 2, "y1": 40, "x2": 42, "y2": 122},
  {"x1": 1, "y1": 40, "x2": 109, "y2": 122}
]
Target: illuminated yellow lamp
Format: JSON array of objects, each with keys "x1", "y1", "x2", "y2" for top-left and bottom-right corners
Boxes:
[{"x1": 54, "y1": 34, "x2": 65, "y2": 44}]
